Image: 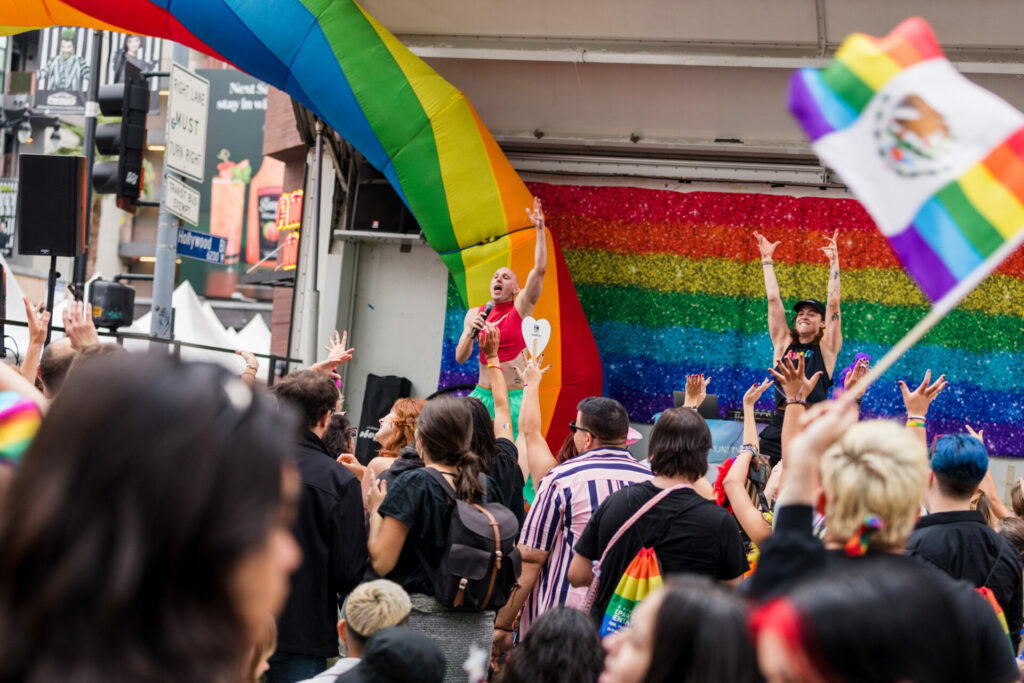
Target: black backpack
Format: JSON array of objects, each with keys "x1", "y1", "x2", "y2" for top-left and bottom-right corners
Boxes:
[{"x1": 420, "y1": 468, "x2": 521, "y2": 611}]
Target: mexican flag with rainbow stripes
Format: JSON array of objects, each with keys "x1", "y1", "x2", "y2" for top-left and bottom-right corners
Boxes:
[{"x1": 790, "y1": 17, "x2": 1024, "y2": 302}]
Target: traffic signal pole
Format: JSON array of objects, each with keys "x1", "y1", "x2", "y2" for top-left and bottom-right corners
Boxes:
[
  {"x1": 73, "y1": 29, "x2": 103, "y2": 297},
  {"x1": 149, "y1": 42, "x2": 190, "y2": 343}
]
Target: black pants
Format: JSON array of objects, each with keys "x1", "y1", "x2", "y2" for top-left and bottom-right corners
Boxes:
[{"x1": 758, "y1": 411, "x2": 785, "y2": 467}]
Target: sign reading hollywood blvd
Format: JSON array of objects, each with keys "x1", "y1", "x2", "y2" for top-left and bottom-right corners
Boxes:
[
  {"x1": 176, "y1": 226, "x2": 226, "y2": 265},
  {"x1": 165, "y1": 174, "x2": 200, "y2": 226},
  {"x1": 166, "y1": 64, "x2": 209, "y2": 182}
]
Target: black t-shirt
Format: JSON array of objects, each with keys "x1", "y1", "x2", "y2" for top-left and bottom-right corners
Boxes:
[
  {"x1": 490, "y1": 438, "x2": 526, "y2": 528},
  {"x1": 375, "y1": 467, "x2": 500, "y2": 596},
  {"x1": 772, "y1": 340, "x2": 833, "y2": 408},
  {"x1": 746, "y1": 505, "x2": 1018, "y2": 683},
  {"x1": 574, "y1": 482, "x2": 749, "y2": 622}
]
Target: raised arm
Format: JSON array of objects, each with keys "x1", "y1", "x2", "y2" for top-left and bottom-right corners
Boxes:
[
  {"x1": 721, "y1": 379, "x2": 776, "y2": 546},
  {"x1": 481, "y1": 324, "x2": 513, "y2": 442},
  {"x1": 19, "y1": 298, "x2": 49, "y2": 385},
  {"x1": 821, "y1": 230, "x2": 843, "y2": 362},
  {"x1": 516, "y1": 355, "x2": 555, "y2": 486},
  {"x1": 967, "y1": 425, "x2": 1013, "y2": 520},
  {"x1": 518, "y1": 197, "x2": 548, "y2": 312},
  {"x1": 754, "y1": 232, "x2": 790, "y2": 356},
  {"x1": 898, "y1": 369, "x2": 947, "y2": 450},
  {"x1": 777, "y1": 399, "x2": 859, "y2": 507},
  {"x1": 235, "y1": 350, "x2": 258, "y2": 388}
]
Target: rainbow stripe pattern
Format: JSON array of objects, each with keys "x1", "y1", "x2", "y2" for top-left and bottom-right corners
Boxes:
[
  {"x1": 600, "y1": 547, "x2": 663, "y2": 638},
  {"x1": 441, "y1": 181, "x2": 1024, "y2": 457},
  {"x1": 790, "y1": 17, "x2": 1024, "y2": 301},
  {"x1": 0, "y1": 1, "x2": 603, "y2": 438},
  {"x1": 0, "y1": 391, "x2": 42, "y2": 466}
]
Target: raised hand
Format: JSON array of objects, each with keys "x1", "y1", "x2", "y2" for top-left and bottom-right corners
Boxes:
[
  {"x1": 843, "y1": 357, "x2": 870, "y2": 398},
  {"x1": 769, "y1": 355, "x2": 821, "y2": 403},
  {"x1": 515, "y1": 353, "x2": 550, "y2": 388},
  {"x1": 821, "y1": 229, "x2": 840, "y2": 265},
  {"x1": 526, "y1": 196, "x2": 545, "y2": 230},
  {"x1": 23, "y1": 297, "x2": 49, "y2": 347},
  {"x1": 323, "y1": 330, "x2": 355, "y2": 366},
  {"x1": 965, "y1": 424, "x2": 985, "y2": 444},
  {"x1": 753, "y1": 231, "x2": 781, "y2": 262},
  {"x1": 683, "y1": 373, "x2": 711, "y2": 409},
  {"x1": 743, "y1": 378, "x2": 775, "y2": 407},
  {"x1": 789, "y1": 399, "x2": 860, "y2": 463},
  {"x1": 898, "y1": 370, "x2": 947, "y2": 417},
  {"x1": 62, "y1": 301, "x2": 99, "y2": 349},
  {"x1": 480, "y1": 323, "x2": 500, "y2": 361}
]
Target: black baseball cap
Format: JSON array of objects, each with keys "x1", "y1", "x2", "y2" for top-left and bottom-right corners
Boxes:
[
  {"x1": 337, "y1": 627, "x2": 446, "y2": 683},
  {"x1": 792, "y1": 299, "x2": 826, "y2": 317}
]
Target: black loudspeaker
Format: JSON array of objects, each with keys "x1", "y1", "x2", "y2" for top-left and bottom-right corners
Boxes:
[
  {"x1": 16, "y1": 154, "x2": 87, "y2": 257},
  {"x1": 349, "y1": 161, "x2": 420, "y2": 234},
  {"x1": 355, "y1": 373, "x2": 412, "y2": 465},
  {"x1": 89, "y1": 279, "x2": 135, "y2": 329}
]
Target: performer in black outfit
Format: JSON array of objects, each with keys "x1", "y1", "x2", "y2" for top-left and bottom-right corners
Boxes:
[{"x1": 754, "y1": 230, "x2": 843, "y2": 465}]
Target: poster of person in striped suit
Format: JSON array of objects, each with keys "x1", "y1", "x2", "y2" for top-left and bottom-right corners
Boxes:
[{"x1": 35, "y1": 27, "x2": 92, "y2": 114}]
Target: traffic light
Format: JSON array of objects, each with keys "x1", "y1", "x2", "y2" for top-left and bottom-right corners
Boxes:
[{"x1": 93, "y1": 62, "x2": 148, "y2": 212}]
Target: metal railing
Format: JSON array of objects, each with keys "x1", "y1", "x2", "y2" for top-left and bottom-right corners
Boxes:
[{"x1": 0, "y1": 317, "x2": 301, "y2": 386}]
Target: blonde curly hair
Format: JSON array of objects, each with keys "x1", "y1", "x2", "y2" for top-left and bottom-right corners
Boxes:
[{"x1": 819, "y1": 420, "x2": 928, "y2": 550}]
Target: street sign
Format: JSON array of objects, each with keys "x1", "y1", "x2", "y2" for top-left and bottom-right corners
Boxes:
[
  {"x1": 166, "y1": 64, "x2": 209, "y2": 182},
  {"x1": 165, "y1": 174, "x2": 200, "y2": 226},
  {"x1": 176, "y1": 226, "x2": 226, "y2": 265}
]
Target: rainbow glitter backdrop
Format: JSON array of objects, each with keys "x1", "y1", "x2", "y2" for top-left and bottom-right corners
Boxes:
[{"x1": 439, "y1": 182, "x2": 1024, "y2": 457}]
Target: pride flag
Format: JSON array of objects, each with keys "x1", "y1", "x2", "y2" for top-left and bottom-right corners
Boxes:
[{"x1": 790, "y1": 17, "x2": 1024, "y2": 302}]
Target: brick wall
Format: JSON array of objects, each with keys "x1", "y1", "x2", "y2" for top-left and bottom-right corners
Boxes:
[{"x1": 263, "y1": 86, "x2": 305, "y2": 161}]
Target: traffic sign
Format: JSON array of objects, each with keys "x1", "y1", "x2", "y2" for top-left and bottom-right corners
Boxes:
[
  {"x1": 176, "y1": 226, "x2": 227, "y2": 265},
  {"x1": 165, "y1": 174, "x2": 200, "y2": 226},
  {"x1": 166, "y1": 64, "x2": 209, "y2": 182}
]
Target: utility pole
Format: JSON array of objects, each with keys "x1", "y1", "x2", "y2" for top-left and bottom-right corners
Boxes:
[{"x1": 73, "y1": 29, "x2": 103, "y2": 296}]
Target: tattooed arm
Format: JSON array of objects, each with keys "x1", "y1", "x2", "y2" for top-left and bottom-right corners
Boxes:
[{"x1": 821, "y1": 230, "x2": 842, "y2": 372}]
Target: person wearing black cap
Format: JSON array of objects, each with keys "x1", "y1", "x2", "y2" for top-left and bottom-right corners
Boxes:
[
  {"x1": 336, "y1": 627, "x2": 445, "y2": 683},
  {"x1": 753, "y1": 230, "x2": 843, "y2": 465}
]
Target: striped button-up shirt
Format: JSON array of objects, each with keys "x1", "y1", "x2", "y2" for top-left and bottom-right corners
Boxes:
[{"x1": 518, "y1": 446, "x2": 651, "y2": 637}]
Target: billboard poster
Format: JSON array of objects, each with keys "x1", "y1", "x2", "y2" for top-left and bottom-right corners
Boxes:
[
  {"x1": 177, "y1": 69, "x2": 283, "y2": 298},
  {"x1": 103, "y1": 33, "x2": 163, "y2": 114},
  {"x1": 0, "y1": 179, "x2": 15, "y2": 258},
  {"x1": 34, "y1": 27, "x2": 96, "y2": 115}
]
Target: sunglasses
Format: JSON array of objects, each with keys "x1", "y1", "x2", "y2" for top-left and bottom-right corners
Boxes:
[{"x1": 568, "y1": 420, "x2": 594, "y2": 437}]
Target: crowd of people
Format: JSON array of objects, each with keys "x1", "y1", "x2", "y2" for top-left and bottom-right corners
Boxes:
[{"x1": 0, "y1": 225, "x2": 1022, "y2": 683}]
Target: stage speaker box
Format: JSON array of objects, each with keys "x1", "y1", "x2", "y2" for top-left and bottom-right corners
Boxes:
[
  {"x1": 89, "y1": 279, "x2": 135, "y2": 329},
  {"x1": 17, "y1": 154, "x2": 87, "y2": 257},
  {"x1": 355, "y1": 373, "x2": 412, "y2": 465},
  {"x1": 349, "y1": 160, "x2": 420, "y2": 234}
]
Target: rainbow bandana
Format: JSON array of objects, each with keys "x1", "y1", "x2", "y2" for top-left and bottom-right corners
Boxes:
[{"x1": 790, "y1": 17, "x2": 1024, "y2": 301}]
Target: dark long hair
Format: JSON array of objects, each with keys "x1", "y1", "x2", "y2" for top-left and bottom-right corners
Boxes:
[
  {"x1": 499, "y1": 607, "x2": 603, "y2": 683},
  {"x1": 751, "y1": 556, "x2": 972, "y2": 683},
  {"x1": 644, "y1": 576, "x2": 759, "y2": 683},
  {"x1": 463, "y1": 397, "x2": 500, "y2": 473},
  {"x1": 417, "y1": 396, "x2": 485, "y2": 502},
  {"x1": 0, "y1": 354, "x2": 296, "y2": 683}
]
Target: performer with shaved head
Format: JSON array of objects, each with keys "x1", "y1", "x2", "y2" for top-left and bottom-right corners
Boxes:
[{"x1": 455, "y1": 198, "x2": 547, "y2": 440}]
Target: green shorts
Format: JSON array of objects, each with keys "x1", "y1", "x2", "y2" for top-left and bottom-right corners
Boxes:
[{"x1": 468, "y1": 385, "x2": 523, "y2": 441}]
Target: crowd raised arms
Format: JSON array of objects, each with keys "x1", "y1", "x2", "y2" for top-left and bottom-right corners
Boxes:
[{"x1": 0, "y1": 225, "x2": 1022, "y2": 683}]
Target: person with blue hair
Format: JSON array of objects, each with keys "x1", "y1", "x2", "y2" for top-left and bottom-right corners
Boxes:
[{"x1": 906, "y1": 433, "x2": 1023, "y2": 651}]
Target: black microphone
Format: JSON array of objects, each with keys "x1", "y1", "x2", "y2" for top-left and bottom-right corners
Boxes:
[{"x1": 474, "y1": 300, "x2": 495, "y2": 343}]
